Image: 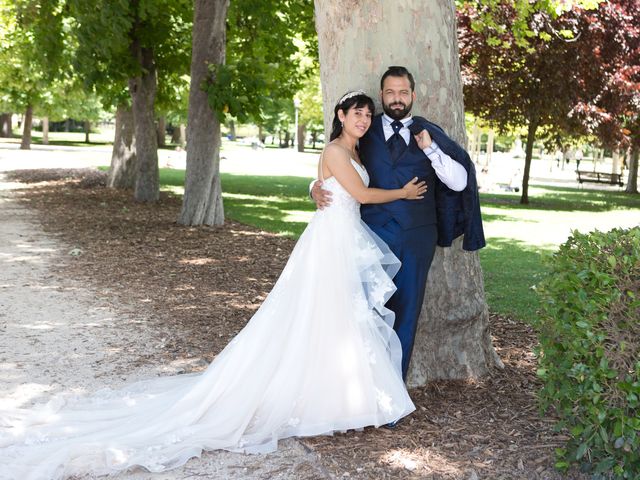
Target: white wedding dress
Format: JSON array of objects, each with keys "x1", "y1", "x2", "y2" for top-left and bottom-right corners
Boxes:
[{"x1": 0, "y1": 159, "x2": 415, "y2": 480}]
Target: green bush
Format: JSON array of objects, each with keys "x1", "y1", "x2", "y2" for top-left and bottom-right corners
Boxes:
[{"x1": 535, "y1": 227, "x2": 640, "y2": 479}]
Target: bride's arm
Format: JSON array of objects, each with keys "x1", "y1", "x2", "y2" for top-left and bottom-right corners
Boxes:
[{"x1": 322, "y1": 145, "x2": 426, "y2": 204}]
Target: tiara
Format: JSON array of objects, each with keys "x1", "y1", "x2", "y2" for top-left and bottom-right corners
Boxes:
[{"x1": 338, "y1": 90, "x2": 366, "y2": 104}]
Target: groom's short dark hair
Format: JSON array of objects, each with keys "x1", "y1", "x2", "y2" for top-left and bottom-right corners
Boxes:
[{"x1": 380, "y1": 66, "x2": 415, "y2": 92}]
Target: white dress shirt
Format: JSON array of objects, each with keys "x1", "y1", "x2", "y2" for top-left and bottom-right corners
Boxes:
[{"x1": 382, "y1": 114, "x2": 468, "y2": 192}]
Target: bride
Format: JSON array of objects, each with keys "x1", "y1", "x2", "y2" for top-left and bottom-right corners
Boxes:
[{"x1": 0, "y1": 91, "x2": 426, "y2": 480}]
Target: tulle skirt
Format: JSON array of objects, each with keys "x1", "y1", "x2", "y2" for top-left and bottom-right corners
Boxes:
[{"x1": 0, "y1": 205, "x2": 414, "y2": 480}]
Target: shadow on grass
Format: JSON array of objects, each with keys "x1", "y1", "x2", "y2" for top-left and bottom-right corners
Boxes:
[
  {"x1": 480, "y1": 236, "x2": 555, "y2": 324},
  {"x1": 481, "y1": 184, "x2": 640, "y2": 213},
  {"x1": 158, "y1": 170, "x2": 315, "y2": 238}
]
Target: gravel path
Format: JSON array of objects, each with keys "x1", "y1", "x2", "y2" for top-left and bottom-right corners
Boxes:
[{"x1": 0, "y1": 176, "x2": 331, "y2": 479}]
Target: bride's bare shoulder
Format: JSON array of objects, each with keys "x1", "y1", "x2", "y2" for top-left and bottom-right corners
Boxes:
[{"x1": 323, "y1": 143, "x2": 350, "y2": 163}]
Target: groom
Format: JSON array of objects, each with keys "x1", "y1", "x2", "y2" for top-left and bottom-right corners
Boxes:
[{"x1": 312, "y1": 66, "x2": 485, "y2": 380}]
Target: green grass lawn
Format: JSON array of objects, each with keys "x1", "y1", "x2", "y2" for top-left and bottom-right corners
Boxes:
[{"x1": 157, "y1": 168, "x2": 640, "y2": 324}]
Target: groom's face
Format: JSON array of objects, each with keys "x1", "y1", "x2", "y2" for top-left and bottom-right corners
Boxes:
[{"x1": 380, "y1": 75, "x2": 416, "y2": 121}]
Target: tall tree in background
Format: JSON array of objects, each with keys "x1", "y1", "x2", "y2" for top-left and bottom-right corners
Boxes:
[
  {"x1": 178, "y1": 0, "x2": 229, "y2": 226},
  {"x1": 296, "y1": 64, "x2": 324, "y2": 152},
  {"x1": 315, "y1": 0, "x2": 499, "y2": 387},
  {"x1": 69, "y1": 0, "x2": 192, "y2": 200},
  {"x1": 0, "y1": 0, "x2": 66, "y2": 149},
  {"x1": 180, "y1": 0, "x2": 316, "y2": 226},
  {"x1": 566, "y1": 0, "x2": 640, "y2": 194},
  {"x1": 459, "y1": 3, "x2": 592, "y2": 204}
]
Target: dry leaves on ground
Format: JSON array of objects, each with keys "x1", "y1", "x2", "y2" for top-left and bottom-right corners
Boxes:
[{"x1": 5, "y1": 169, "x2": 587, "y2": 480}]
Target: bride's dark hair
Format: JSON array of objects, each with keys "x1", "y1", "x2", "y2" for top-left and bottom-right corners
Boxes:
[{"x1": 329, "y1": 91, "x2": 375, "y2": 141}]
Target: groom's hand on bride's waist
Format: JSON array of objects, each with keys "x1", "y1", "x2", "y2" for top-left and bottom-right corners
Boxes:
[{"x1": 310, "y1": 180, "x2": 333, "y2": 210}]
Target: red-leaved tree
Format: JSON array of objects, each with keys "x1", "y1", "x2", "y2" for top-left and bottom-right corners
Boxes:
[{"x1": 458, "y1": 2, "x2": 639, "y2": 202}]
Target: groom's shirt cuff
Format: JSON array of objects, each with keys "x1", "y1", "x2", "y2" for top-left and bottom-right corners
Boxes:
[{"x1": 423, "y1": 140, "x2": 468, "y2": 192}]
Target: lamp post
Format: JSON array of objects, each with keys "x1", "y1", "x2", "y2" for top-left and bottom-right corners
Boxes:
[{"x1": 293, "y1": 97, "x2": 301, "y2": 150}]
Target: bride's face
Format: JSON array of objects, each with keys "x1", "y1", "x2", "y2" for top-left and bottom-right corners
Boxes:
[{"x1": 339, "y1": 105, "x2": 372, "y2": 138}]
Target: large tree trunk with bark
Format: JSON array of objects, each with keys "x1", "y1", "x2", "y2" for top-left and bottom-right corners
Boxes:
[
  {"x1": 178, "y1": 0, "x2": 229, "y2": 226},
  {"x1": 520, "y1": 116, "x2": 538, "y2": 204},
  {"x1": 0, "y1": 113, "x2": 12, "y2": 137},
  {"x1": 42, "y1": 116, "x2": 49, "y2": 145},
  {"x1": 128, "y1": 26, "x2": 159, "y2": 202},
  {"x1": 107, "y1": 104, "x2": 137, "y2": 189},
  {"x1": 315, "y1": 0, "x2": 499, "y2": 387},
  {"x1": 626, "y1": 147, "x2": 639, "y2": 194},
  {"x1": 20, "y1": 104, "x2": 33, "y2": 150}
]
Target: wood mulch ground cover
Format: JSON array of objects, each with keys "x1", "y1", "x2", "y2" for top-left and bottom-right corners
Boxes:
[{"x1": 5, "y1": 169, "x2": 588, "y2": 480}]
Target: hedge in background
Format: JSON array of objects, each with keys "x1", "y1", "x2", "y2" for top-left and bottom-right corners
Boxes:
[{"x1": 535, "y1": 226, "x2": 640, "y2": 478}]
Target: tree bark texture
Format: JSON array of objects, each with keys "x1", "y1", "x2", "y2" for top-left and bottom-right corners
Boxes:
[
  {"x1": 315, "y1": 0, "x2": 499, "y2": 386},
  {"x1": 156, "y1": 115, "x2": 166, "y2": 147},
  {"x1": 626, "y1": 147, "x2": 639, "y2": 194},
  {"x1": 20, "y1": 104, "x2": 33, "y2": 150},
  {"x1": 107, "y1": 104, "x2": 137, "y2": 189},
  {"x1": 128, "y1": 33, "x2": 159, "y2": 202},
  {"x1": 0, "y1": 113, "x2": 12, "y2": 137},
  {"x1": 178, "y1": 0, "x2": 229, "y2": 226},
  {"x1": 520, "y1": 117, "x2": 538, "y2": 205},
  {"x1": 42, "y1": 117, "x2": 49, "y2": 145}
]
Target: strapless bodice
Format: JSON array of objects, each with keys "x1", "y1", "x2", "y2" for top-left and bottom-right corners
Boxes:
[{"x1": 320, "y1": 159, "x2": 369, "y2": 217}]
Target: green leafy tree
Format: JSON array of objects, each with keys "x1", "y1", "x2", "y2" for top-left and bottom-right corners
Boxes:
[
  {"x1": 0, "y1": 0, "x2": 67, "y2": 149},
  {"x1": 296, "y1": 64, "x2": 323, "y2": 151},
  {"x1": 180, "y1": 0, "x2": 316, "y2": 226},
  {"x1": 68, "y1": 0, "x2": 192, "y2": 201}
]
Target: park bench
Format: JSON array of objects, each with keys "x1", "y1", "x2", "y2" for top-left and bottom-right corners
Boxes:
[{"x1": 576, "y1": 170, "x2": 624, "y2": 187}]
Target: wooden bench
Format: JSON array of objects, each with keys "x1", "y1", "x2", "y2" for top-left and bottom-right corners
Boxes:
[{"x1": 576, "y1": 170, "x2": 624, "y2": 187}]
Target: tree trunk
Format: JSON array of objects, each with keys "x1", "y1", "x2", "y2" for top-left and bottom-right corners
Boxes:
[
  {"x1": 0, "y1": 113, "x2": 12, "y2": 137},
  {"x1": 178, "y1": 0, "x2": 229, "y2": 226},
  {"x1": 282, "y1": 131, "x2": 290, "y2": 148},
  {"x1": 42, "y1": 117, "x2": 50, "y2": 145},
  {"x1": 258, "y1": 125, "x2": 266, "y2": 144},
  {"x1": 84, "y1": 120, "x2": 91, "y2": 143},
  {"x1": 626, "y1": 147, "x2": 639, "y2": 194},
  {"x1": 128, "y1": 31, "x2": 159, "y2": 202},
  {"x1": 20, "y1": 104, "x2": 33, "y2": 150},
  {"x1": 612, "y1": 149, "x2": 620, "y2": 175},
  {"x1": 520, "y1": 117, "x2": 538, "y2": 205},
  {"x1": 107, "y1": 104, "x2": 137, "y2": 189},
  {"x1": 315, "y1": 0, "x2": 499, "y2": 386},
  {"x1": 297, "y1": 123, "x2": 306, "y2": 152},
  {"x1": 156, "y1": 115, "x2": 166, "y2": 147},
  {"x1": 171, "y1": 124, "x2": 186, "y2": 147}
]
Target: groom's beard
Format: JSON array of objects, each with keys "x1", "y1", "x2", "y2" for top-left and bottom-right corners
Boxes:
[{"x1": 382, "y1": 100, "x2": 413, "y2": 121}]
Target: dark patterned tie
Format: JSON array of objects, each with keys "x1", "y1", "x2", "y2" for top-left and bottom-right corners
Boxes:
[{"x1": 387, "y1": 120, "x2": 406, "y2": 162}]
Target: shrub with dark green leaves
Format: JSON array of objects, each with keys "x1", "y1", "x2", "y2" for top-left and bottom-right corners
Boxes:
[{"x1": 535, "y1": 226, "x2": 640, "y2": 479}]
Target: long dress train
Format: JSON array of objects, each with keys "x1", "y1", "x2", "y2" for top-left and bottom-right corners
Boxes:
[{"x1": 0, "y1": 160, "x2": 415, "y2": 479}]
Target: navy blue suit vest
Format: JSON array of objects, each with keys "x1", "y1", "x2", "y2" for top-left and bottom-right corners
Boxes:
[{"x1": 359, "y1": 115, "x2": 437, "y2": 229}]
